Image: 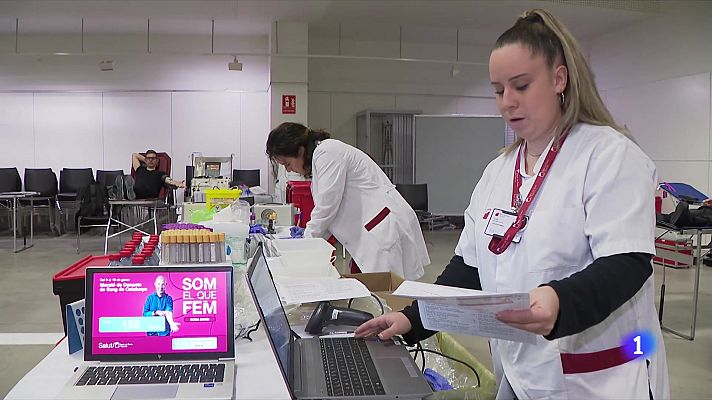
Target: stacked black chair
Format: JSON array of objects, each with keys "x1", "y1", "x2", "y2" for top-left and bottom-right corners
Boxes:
[
  {"x1": 0, "y1": 167, "x2": 22, "y2": 231},
  {"x1": 0, "y1": 167, "x2": 22, "y2": 192},
  {"x1": 58, "y1": 168, "x2": 95, "y2": 232},
  {"x1": 21, "y1": 168, "x2": 60, "y2": 235},
  {"x1": 395, "y1": 183, "x2": 428, "y2": 213},
  {"x1": 96, "y1": 169, "x2": 124, "y2": 190},
  {"x1": 395, "y1": 183, "x2": 450, "y2": 230}
]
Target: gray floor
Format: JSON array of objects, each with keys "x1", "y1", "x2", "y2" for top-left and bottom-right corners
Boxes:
[{"x1": 0, "y1": 230, "x2": 711, "y2": 399}]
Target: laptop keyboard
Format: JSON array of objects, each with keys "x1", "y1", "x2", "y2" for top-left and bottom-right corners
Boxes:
[
  {"x1": 320, "y1": 338, "x2": 385, "y2": 397},
  {"x1": 74, "y1": 363, "x2": 226, "y2": 386}
]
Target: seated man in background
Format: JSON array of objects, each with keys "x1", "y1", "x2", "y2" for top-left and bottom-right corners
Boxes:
[
  {"x1": 122, "y1": 149, "x2": 184, "y2": 200},
  {"x1": 658, "y1": 198, "x2": 712, "y2": 226}
]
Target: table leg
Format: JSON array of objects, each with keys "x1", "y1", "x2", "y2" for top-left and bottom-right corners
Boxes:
[
  {"x1": 29, "y1": 197, "x2": 34, "y2": 248},
  {"x1": 104, "y1": 204, "x2": 113, "y2": 255},
  {"x1": 12, "y1": 196, "x2": 17, "y2": 253},
  {"x1": 12, "y1": 197, "x2": 34, "y2": 253},
  {"x1": 152, "y1": 205, "x2": 158, "y2": 234},
  {"x1": 660, "y1": 229, "x2": 702, "y2": 340}
]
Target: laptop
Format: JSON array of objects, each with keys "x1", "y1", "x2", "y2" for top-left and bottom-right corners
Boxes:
[
  {"x1": 59, "y1": 265, "x2": 235, "y2": 400},
  {"x1": 659, "y1": 182, "x2": 709, "y2": 204},
  {"x1": 246, "y1": 245, "x2": 433, "y2": 399}
]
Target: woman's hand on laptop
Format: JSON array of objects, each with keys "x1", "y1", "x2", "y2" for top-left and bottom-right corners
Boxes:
[{"x1": 354, "y1": 312, "x2": 412, "y2": 340}]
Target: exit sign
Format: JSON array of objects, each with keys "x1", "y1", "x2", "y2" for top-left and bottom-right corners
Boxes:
[{"x1": 282, "y1": 95, "x2": 296, "y2": 114}]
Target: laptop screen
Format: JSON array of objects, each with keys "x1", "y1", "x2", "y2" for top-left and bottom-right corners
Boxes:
[
  {"x1": 247, "y1": 247, "x2": 293, "y2": 391},
  {"x1": 85, "y1": 266, "x2": 234, "y2": 362}
]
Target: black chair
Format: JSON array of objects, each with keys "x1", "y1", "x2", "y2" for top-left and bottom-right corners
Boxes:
[
  {"x1": 0, "y1": 167, "x2": 22, "y2": 231},
  {"x1": 58, "y1": 168, "x2": 95, "y2": 200},
  {"x1": 232, "y1": 169, "x2": 261, "y2": 188},
  {"x1": 0, "y1": 167, "x2": 22, "y2": 193},
  {"x1": 58, "y1": 168, "x2": 95, "y2": 232},
  {"x1": 96, "y1": 169, "x2": 124, "y2": 189},
  {"x1": 76, "y1": 184, "x2": 116, "y2": 253},
  {"x1": 395, "y1": 183, "x2": 428, "y2": 212},
  {"x1": 395, "y1": 183, "x2": 450, "y2": 230},
  {"x1": 20, "y1": 168, "x2": 61, "y2": 235}
]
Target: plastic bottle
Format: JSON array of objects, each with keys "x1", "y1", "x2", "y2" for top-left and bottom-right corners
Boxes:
[
  {"x1": 168, "y1": 233, "x2": 177, "y2": 264},
  {"x1": 142, "y1": 246, "x2": 157, "y2": 266},
  {"x1": 180, "y1": 234, "x2": 189, "y2": 264},
  {"x1": 189, "y1": 234, "x2": 199, "y2": 263},
  {"x1": 131, "y1": 255, "x2": 145, "y2": 266},
  {"x1": 130, "y1": 238, "x2": 142, "y2": 254},
  {"x1": 199, "y1": 233, "x2": 208, "y2": 264},
  {"x1": 197, "y1": 233, "x2": 205, "y2": 263},
  {"x1": 108, "y1": 253, "x2": 122, "y2": 266},
  {"x1": 119, "y1": 249, "x2": 133, "y2": 266},
  {"x1": 209, "y1": 233, "x2": 217, "y2": 263},
  {"x1": 123, "y1": 242, "x2": 136, "y2": 255},
  {"x1": 148, "y1": 246, "x2": 159, "y2": 265},
  {"x1": 159, "y1": 234, "x2": 167, "y2": 265},
  {"x1": 218, "y1": 233, "x2": 226, "y2": 262}
]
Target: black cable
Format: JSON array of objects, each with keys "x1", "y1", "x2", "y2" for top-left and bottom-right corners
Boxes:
[
  {"x1": 417, "y1": 342, "x2": 425, "y2": 373},
  {"x1": 408, "y1": 347, "x2": 481, "y2": 388},
  {"x1": 409, "y1": 342, "x2": 422, "y2": 373},
  {"x1": 370, "y1": 294, "x2": 385, "y2": 316},
  {"x1": 347, "y1": 294, "x2": 385, "y2": 316},
  {"x1": 241, "y1": 319, "x2": 261, "y2": 342}
]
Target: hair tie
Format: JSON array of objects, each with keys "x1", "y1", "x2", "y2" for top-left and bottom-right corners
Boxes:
[{"x1": 523, "y1": 13, "x2": 543, "y2": 24}]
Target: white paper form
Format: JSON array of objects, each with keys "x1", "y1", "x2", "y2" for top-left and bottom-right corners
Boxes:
[
  {"x1": 393, "y1": 281, "x2": 536, "y2": 344},
  {"x1": 274, "y1": 277, "x2": 371, "y2": 305}
]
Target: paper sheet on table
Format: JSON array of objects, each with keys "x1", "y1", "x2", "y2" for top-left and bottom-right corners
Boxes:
[
  {"x1": 274, "y1": 277, "x2": 371, "y2": 305},
  {"x1": 393, "y1": 281, "x2": 536, "y2": 344}
]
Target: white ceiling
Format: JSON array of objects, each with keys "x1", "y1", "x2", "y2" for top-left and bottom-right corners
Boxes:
[{"x1": 0, "y1": 0, "x2": 667, "y2": 40}]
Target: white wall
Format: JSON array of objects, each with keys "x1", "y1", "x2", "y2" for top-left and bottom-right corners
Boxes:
[
  {"x1": 0, "y1": 91, "x2": 270, "y2": 192},
  {"x1": 0, "y1": 26, "x2": 272, "y2": 196},
  {"x1": 590, "y1": 9, "x2": 712, "y2": 194},
  {"x1": 307, "y1": 22, "x2": 499, "y2": 145}
]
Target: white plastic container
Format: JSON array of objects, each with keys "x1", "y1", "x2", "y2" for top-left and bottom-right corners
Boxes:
[
  {"x1": 202, "y1": 221, "x2": 250, "y2": 265},
  {"x1": 272, "y1": 238, "x2": 338, "y2": 278}
]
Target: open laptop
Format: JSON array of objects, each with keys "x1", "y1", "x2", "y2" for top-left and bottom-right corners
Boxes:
[
  {"x1": 246, "y1": 245, "x2": 433, "y2": 399},
  {"x1": 59, "y1": 265, "x2": 235, "y2": 400}
]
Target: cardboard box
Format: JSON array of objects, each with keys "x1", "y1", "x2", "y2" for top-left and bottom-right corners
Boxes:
[{"x1": 342, "y1": 272, "x2": 414, "y2": 311}]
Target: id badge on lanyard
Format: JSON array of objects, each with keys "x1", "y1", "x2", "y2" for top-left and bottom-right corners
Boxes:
[
  {"x1": 484, "y1": 208, "x2": 526, "y2": 243},
  {"x1": 487, "y1": 131, "x2": 569, "y2": 255}
]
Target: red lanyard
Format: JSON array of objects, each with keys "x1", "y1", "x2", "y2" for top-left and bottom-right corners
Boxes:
[{"x1": 488, "y1": 132, "x2": 568, "y2": 255}]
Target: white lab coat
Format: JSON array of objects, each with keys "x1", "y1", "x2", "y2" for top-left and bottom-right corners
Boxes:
[
  {"x1": 304, "y1": 139, "x2": 430, "y2": 280},
  {"x1": 455, "y1": 123, "x2": 669, "y2": 399}
]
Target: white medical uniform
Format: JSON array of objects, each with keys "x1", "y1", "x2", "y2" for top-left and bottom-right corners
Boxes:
[
  {"x1": 304, "y1": 139, "x2": 430, "y2": 280},
  {"x1": 455, "y1": 123, "x2": 669, "y2": 399}
]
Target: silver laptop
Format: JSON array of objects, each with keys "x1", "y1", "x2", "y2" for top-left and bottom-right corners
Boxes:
[
  {"x1": 59, "y1": 265, "x2": 235, "y2": 400},
  {"x1": 247, "y1": 245, "x2": 433, "y2": 399}
]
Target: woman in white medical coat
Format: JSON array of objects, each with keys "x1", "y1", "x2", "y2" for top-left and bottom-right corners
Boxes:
[
  {"x1": 266, "y1": 122, "x2": 430, "y2": 280},
  {"x1": 356, "y1": 9, "x2": 669, "y2": 400}
]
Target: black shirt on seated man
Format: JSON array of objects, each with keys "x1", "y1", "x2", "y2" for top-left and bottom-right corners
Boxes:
[{"x1": 128, "y1": 150, "x2": 185, "y2": 200}]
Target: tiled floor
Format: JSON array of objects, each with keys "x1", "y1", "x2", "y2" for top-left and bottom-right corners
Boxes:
[{"x1": 0, "y1": 230, "x2": 710, "y2": 398}]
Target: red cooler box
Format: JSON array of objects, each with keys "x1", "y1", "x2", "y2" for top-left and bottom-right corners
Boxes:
[
  {"x1": 287, "y1": 181, "x2": 314, "y2": 228},
  {"x1": 653, "y1": 238, "x2": 693, "y2": 269},
  {"x1": 52, "y1": 255, "x2": 111, "y2": 334}
]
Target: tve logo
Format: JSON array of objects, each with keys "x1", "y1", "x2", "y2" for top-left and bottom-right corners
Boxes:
[{"x1": 621, "y1": 330, "x2": 656, "y2": 359}]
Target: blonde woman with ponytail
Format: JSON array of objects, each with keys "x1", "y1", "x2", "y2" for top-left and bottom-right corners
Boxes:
[{"x1": 356, "y1": 9, "x2": 669, "y2": 399}]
